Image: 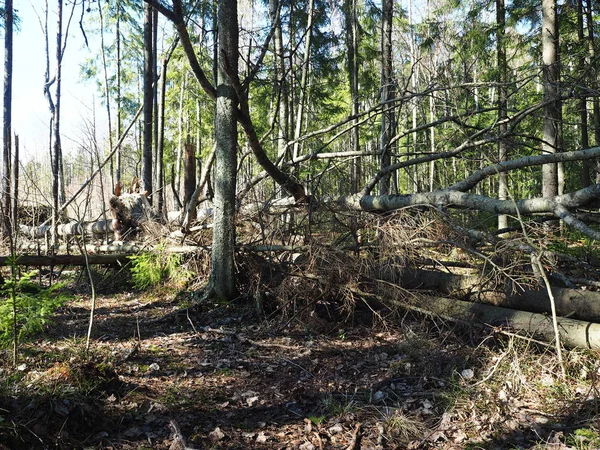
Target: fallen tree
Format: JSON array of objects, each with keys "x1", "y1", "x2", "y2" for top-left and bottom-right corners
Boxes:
[
  {"x1": 0, "y1": 254, "x2": 130, "y2": 267},
  {"x1": 386, "y1": 293, "x2": 600, "y2": 350},
  {"x1": 313, "y1": 146, "x2": 600, "y2": 242},
  {"x1": 381, "y1": 267, "x2": 600, "y2": 323}
]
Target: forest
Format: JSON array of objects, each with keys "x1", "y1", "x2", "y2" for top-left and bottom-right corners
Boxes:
[{"x1": 2, "y1": 0, "x2": 600, "y2": 448}]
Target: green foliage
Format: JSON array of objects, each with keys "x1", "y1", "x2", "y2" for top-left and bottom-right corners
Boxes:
[
  {"x1": 567, "y1": 428, "x2": 600, "y2": 449},
  {"x1": 129, "y1": 246, "x2": 193, "y2": 290},
  {"x1": 308, "y1": 414, "x2": 326, "y2": 426},
  {"x1": 0, "y1": 271, "x2": 71, "y2": 348}
]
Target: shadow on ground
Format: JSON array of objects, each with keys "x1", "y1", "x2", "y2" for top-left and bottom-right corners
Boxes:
[{"x1": 1, "y1": 290, "x2": 599, "y2": 449}]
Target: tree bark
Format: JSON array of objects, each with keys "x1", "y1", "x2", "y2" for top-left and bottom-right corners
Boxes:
[
  {"x1": 541, "y1": 0, "x2": 560, "y2": 198},
  {"x1": 379, "y1": 0, "x2": 395, "y2": 195},
  {"x1": 383, "y1": 267, "x2": 600, "y2": 322},
  {"x1": 2, "y1": 0, "x2": 13, "y2": 237},
  {"x1": 142, "y1": 3, "x2": 154, "y2": 199},
  {"x1": 210, "y1": 0, "x2": 239, "y2": 301},
  {"x1": 269, "y1": 0, "x2": 289, "y2": 162},
  {"x1": 344, "y1": 0, "x2": 361, "y2": 193},
  {"x1": 182, "y1": 142, "x2": 197, "y2": 221},
  {"x1": 291, "y1": 0, "x2": 315, "y2": 164},
  {"x1": 116, "y1": 0, "x2": 122, "y2": 186},
  {"x1": 0, "y1": 254, "x2": 131, "y2": 267},
  {"x1": 11, "y1": 135, "x2": 18, "y2": 234},
  {"x1": 496, "y1": 0, "x2": 509, "y2": 230},
  {"x1": 387, "y1": 294, "x2": 600, "y2": 350}
]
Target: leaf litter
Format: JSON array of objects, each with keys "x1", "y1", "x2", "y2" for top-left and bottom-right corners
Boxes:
[{"x1": 1, "y1": 287, "x2": 600, "y2": 449}]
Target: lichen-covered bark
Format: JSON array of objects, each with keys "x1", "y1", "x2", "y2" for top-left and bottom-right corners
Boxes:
[
  {"x1": 334, "y1": 183, "x2": 600, "y2": 217},
  {"x1": 210, "y1": 0, "x2": 239, "y2": 301}
]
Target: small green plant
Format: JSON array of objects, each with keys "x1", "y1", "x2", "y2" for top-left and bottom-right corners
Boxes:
[
  {"x1": 321, "y1": 394, "x2": 357, "y2": 418},
  {"x1": 129, "y1": 245, "x2": 193, "y2": 290},
  {"x1": 0, "y1": 271, "x2": 71, "y2": 347},
  {"x1": 308, "y1": 414, "x2": 326, "y2": 426},
  {"x1": 215, "y1": 367, "x2": 233, "y2": 376},
  {"x1": 567, "y1": 428, "x2": 600, "y2": 449}
]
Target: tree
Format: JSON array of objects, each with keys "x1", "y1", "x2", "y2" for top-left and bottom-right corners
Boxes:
[
  {"x1": 379, "y1": 0, "x2": 395, "y2": 195},
  {"x1": 2, "y1": 0, "x2": 13, "y2": 236},
  {"x1": 269, "y1": 0, "x2": 288, "y2": 162},
  {"x1": 43, "y1": 0, "x2": 75, "y2": 242},
  {"x1": 497, "y1": 0, "x2": 509, "y2": 230},
  {"x1": 142, "y1": 2, "x2": 154, "y2": 199},
  {"x1": 211, "y1": 0, "x2": 239, "y2": 301},
  {"x1": 541, "y1": 0, "x2": 560, "y2": 198},
  {"x1": 344, "y1": 0, "x2": 361, "y2": 193}
]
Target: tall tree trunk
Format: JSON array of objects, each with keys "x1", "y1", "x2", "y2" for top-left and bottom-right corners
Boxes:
[
  {"x1": 269, "y1": 0, "x2": 289, "y2": 162},
  {"x1": 54, "y1": 0, "x2": 67, "y2": 207},
  {"x1": 176, "y1": 68, "x2": 186, "y2": 202},
  {"x1": 541, "y1": 0, "x2": 560, "y2": 198},
  {"x1": 43, "y1": 0, "x2": 69, "y2": 242},
  {"x1": 11, "y1": 135, "x2": 18, "y2": 233},
  {"x1": 2, "y1": 0, "x2": 13, "y2": 237},
  {"x1": 98, "y1": 1, "x2": 114, "y2": 190},
  {"x1": 428, "y1": 88, "x2": 435, "y2": 191},
  {"x1": 409, "y1": 0, "x2": 418, "y2": 194},
  {"x1": 497, "y1": 0, "x2": 509, "y2": 230},
  {"x1": 292, "y1": 0, "x2": 315, "y2": 163},
  {"x1": 152, "y1": 7, "x2": 159, "y2": 198},
  {"x1": 156, "y1": 52, "x2": 168, "y2": 218},
  {"x1": 116, "y1": 0, "x2": 122, "y2": 185},
  {"x1": 142, "y1": 3, "x2": 154, "y2": 199},
  {"x1": 155, "y1": 37, "x2": 178, "y2": 218},
  {"x1": 379, "y1": 0, "x2": 395, "y2": 195},
  {"x1": 577, "y1": 0, "x2": 590, "y2": 188},
  {"x1": 585, "y1": 0, "x2": 600, "y2": 183},
  {"x1": 210, "y1": 0, "x2": 239, "y2": 301},
  {"x1": 344, "y1": 0, "x2": 361, "y2": 193}
]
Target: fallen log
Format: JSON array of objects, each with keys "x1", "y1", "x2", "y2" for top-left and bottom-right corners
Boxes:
[
  {"x1": 383, "y1": 267, "x2": 600, "y2": 322},
  {"x1": 19, "y1": 220, "x2": 114, "y2": 239},
  {"x1": 0, "y1": 254, "x2": 130, "y2": 266},
  {"x1": 17, "y1": 243, "x2": 203, "y2": 254},
  {"x1": 18, "y1": 242, "x2": 144, "y2": 253},
  {"x1": 386, "y1": 294, "x2": 600, "y2": 350},
  {"x1": 0, "y1": 244, "x2": 207, "y2": 267}
]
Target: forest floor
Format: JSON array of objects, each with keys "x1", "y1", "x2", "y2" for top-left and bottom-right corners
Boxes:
[{"x1": 2, "y1": 275, "x2": 600, "y2": 450}]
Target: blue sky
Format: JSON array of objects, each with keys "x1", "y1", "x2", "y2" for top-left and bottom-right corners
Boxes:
[{"x1": 0, "y1": 1, "x2": 105, "y2": 162}]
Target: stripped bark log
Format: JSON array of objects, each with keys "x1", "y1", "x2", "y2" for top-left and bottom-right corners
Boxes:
[
  {"x1": 19, "y1": 220, "x2": 114, "y2": 239},
  {"x1": 16, "y1": 243, "x2": 201, "y2": 254},
  {"x1": 20, "y1": 192, "x2": 153, "y2": 241}
]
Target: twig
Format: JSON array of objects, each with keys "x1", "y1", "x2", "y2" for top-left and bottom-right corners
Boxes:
[
  {"x1": 533, "y1": 252, "x2": 567, "y2": 378},
  {"x1": 169, "y1": 420, "x2": 197, "y2": 450},
  {"x1": 345, "y1": 423, "x2": 361, "y2": 450},
  {"x1": 469, "y1": 340, "x2": 511, "y2": 387},
  {"x1": 512, "y1": 195, "x2": 566, "y2": 378},
  {"x1": 281, "y1": 357, "x2": 314, "y2": 378}
]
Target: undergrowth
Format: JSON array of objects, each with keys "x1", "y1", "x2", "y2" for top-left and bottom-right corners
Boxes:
[
  {"x1": 0, "y1": 271, "x2": 71, "y2": 347},
  {"x1": 129, "y1": 244, "x2": 193, "y2": 290}
]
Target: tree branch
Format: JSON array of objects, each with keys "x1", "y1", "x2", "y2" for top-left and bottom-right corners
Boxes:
[
  {"x1": 147, "y1": 0, "x2": 216, "y2": 100},
  {"x1": 449, "y1": 146, "x2": 600, "y2": 192}
]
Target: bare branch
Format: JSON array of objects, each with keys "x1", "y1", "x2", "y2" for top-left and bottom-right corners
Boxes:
[{"x1": 449, "y1": 146, "x2": 600, "y2": 192}]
